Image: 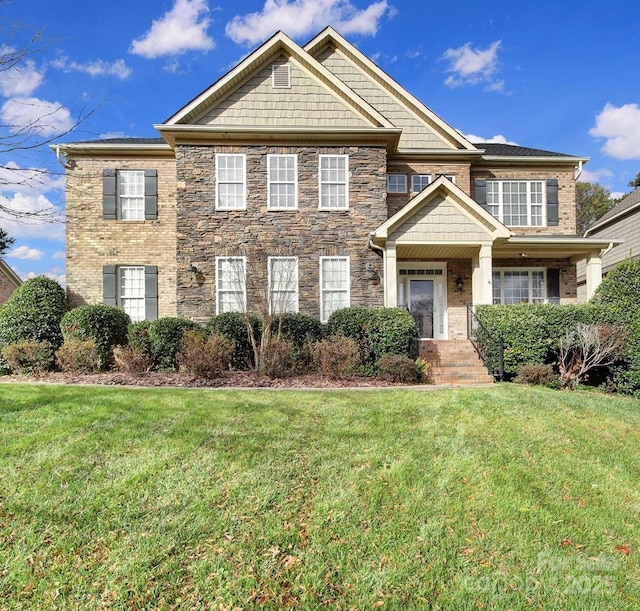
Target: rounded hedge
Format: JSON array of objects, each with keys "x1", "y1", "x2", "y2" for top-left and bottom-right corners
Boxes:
[
  {"x1": 147, "y1": 317, "x2": 201, "y2": 370},
  {"x1": 206, "y1": 312, "x2": 261, "y2": 370},
  {"x1": 0, "y1": 276, "x2": 67, "y2": 352},
  {"x1": 61, "y1": 304, "x2": 131, "y2": 369},
  {"x1": 277, "y1": 313, "x2": 323, "y2": 349},
  {"x1": 327, "y1": 306, "x2": 417, "y2": 366}
]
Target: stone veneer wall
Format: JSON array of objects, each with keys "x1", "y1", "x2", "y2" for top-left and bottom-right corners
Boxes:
[
  {"x1": 65, "y1": 157, "x2": 178, "y2": 316},
  {"x1": 176, "y1": 145, "x2": 387, "y2": 323}
]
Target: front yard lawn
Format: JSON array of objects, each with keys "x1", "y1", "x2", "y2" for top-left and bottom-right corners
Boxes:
[{"x1": 0, "y1": 384, "x2": 638, "y2": 609}]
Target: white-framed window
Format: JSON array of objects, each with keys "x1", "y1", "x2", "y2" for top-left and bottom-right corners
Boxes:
[
  {"x1": 119, "y1": 266, "x2": 146, "y2": 322},
  {"x1": 486, "y1": 180, "x2": 545, "y2": 227},
  {"x1": 387, "y1": 174, "x2": 407, "y2": 193},
  {"x1": 319, "y1": 256, "x2": 350, "y2": 322},
  {"x1": 216, "y1": 256, "x2": 246, "y2": 313},
  {"x1": 119, "y1": 170, "x2": 145, "y2": 220},
  {"x1": 492, "y1": 269, "x2": 545, "y2": 305},
  {"x1": 272, "y1": 64, "x2": 291, "y2": 88},
  {"x1": 269, "y1": 256, "x2": 298, "y2": 314},
  {"x1": 411, "y1": 174, "x2": 431, "y2": 193},
  {"x1": 268, "y1": 155, "x2": 297, "y2": 209},
  {"x1": 216, "y1": 154, "x2": 246, "y2": 210},
  {"x1": 319, "y1": 155, "x2": 349, "y2": 209}
]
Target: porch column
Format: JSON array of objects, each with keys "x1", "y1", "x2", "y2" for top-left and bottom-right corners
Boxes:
[
  {"x1": 585, "y1": 250, "x2": 603, "y2": 300},
  {"x1": 472, "y1": 244, "x2": 493, "y2": 305},
  {"x1": 384, "y1": 242, "x2": 397, "y2": 307}
]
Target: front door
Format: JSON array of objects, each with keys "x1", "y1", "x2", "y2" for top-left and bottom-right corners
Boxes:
[{"x1": 410, "y1": 279, "x2": 434, "y2": 338}]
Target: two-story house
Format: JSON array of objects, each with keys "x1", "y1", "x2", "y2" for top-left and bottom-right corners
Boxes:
[{"x1": 56, "y1": 27, "x2": 613, "y2": 342}]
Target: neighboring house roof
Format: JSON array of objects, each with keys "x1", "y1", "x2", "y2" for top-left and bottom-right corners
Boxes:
[
  {"x1": 585, "y1": 188, "x2": 640, "y2": 236},
  {"x1": 0, "y1": 258, "x2": 22, "y2": 301},
  {"x1": 473, "y1": 143, "x2": 578, "y2": 158}
]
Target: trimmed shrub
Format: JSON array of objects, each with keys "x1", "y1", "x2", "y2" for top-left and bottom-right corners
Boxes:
[
  {"x1": 514, "y1": 364, "x2": 558, "y2": 387},
  {"x1": 0, "y1": 277, "x2": 67, "y2": 356},
  {"x1": 206, "y1": 312, "x2": 261, "y2": 370},
  {"x1": 591, "y1": 260, "x2": 640, "y2": 396},
  {"x1": 56, "y1": 339, "x2": 100, "y2": 374},
  {"x1": 147, "y1": 317, "x2": 201, "y2": 371},
  {"x1": 177, "y1": 331, "x2": 234, "y2": 379},
  {"x1": 127, "y1": 320, "x2": 153, "y2": 355},
  {"x1": 327, "y1": 307, "x2": 417, "y2": 369},
  {"x1": 376, "y1": 353, "x2": 420, "y2": 384},
  {"x1": 474, "y1": 303, "x2": 600, "y2": 379},
  {"x1": 113, "y1": 345, "x2": 154, "y2": 374},
  {"x1": 61, "y1": 305, "x2": 131, "y2": 369},
  {"x1": 260, "y1": 337, "x2": 297, "y2": 378},
  {"x1": 1, "y1": 340, "x2": 54, "y2": 374},
  {"x1": 277, "y1": 313, "x2": 323, "y2": 349},
  {"x1": 313, "y1": 335, "x2": 360, "y2": 379}
]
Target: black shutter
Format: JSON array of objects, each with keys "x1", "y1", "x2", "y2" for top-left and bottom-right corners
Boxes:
[
  {"x1": 144, "y1": 170, "x2": 158, "y2": 220},
  {"x1": 547, "y1": 268, "x2": 560, "y2": 304},
  {"x1": 103, "y1": 169, "x2": 117, "y2": 220},
  {"x1": 474, "y1": 178, "x2": 487, "y2": 209},
  {"x1": 547, "y1": 179, "x2": 559, "y2": 227},
  {"x1": 103, "y1": 265, "x2": 117, "y2": 305},
  {"x1": 145, "y1": 266, "x2": 158, "y2": 321}
]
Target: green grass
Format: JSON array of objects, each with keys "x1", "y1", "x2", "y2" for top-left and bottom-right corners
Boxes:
[{"x1": 0, "y1": 383, "x2": 639, "y2": 609}]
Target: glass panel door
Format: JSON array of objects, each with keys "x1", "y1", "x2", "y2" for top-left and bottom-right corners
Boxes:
[{"x1": 410, "y1": 279, "x2": 434, "y2": 338}]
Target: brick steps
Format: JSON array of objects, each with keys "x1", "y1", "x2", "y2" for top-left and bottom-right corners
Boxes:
[{"x1": 419, "y1": 340, "x2": 494, "y2": 385}]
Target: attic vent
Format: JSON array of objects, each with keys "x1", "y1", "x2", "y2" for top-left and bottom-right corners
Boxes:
[{"x1": 272, "y1": 64, "x2": 291, "y2": 89}]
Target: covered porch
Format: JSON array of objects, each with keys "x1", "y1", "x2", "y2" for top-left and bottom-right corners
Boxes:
[{"x1": 370, "y1": 177, "x2": 615, "y2": 340}]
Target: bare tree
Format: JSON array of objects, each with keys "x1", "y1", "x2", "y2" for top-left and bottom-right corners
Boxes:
[
  {"x1": 0, "y1": 4, "x2": 92, "y2": 220},
  {"x1": 218, "y1": 247, "x2": 299, "y2": 374},
  {"x1": 557, "y1": 323, "x2": 626, "y2": 389}
]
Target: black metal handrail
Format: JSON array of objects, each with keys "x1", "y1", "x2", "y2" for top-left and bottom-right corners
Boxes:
[{"x1": 466, "y1": 304, "x2": 504, "y2": 381}]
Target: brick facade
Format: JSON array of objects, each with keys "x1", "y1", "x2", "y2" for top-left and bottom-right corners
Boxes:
[{"x1": 65, "y1": 156, "x2": 178, "y2": 317}]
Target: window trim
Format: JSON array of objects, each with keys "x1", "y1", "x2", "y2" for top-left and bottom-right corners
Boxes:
[
  {"x1": 268, "y1": 256, "x2": 299, "y2": 314},
  {"x1": 387, "y1": 173, "x2": 408, "y2": 193},
  {"x1": 215, "y1": 154, "x2": 246, "y2": 211},
  {"x1": 411, "y1": 174, "x2": 431, "y2": 193},
  {"x1": 319, "y1": 256, "x2": 350, "y2": 323},
  {"x1": 492, "y1": 268, "x2": 547, "y2": 305},
  {"x1": 435, "y1": 173, "x2": 456, "y2": 184},
  {"x1": 318, "y1": 154, "x2": 349, "y2": 210},
  {"x1": 267, "y1": 154, "x2": 298, "y2": 210},
  {"x1": 215, "y1": 256, "x2": 246, "y2": 314},
  {"x1": 486, "y1": 179, "x2": 546, "y2": 227},
  {"x1": 119, "y1": 265, "x2": 146, "y2": 322}
]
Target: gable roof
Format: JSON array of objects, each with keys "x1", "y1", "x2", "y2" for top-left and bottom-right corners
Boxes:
[
  {"x1": 371, "y1": 176, "x2": 511, "y2": 243},
  {"x1": 0, "y1": 259, "x2": 22, "y2": 289},
  {"x1": 305, "y1": 27, "x2": 476, "y2": 153},
  {"x1": 586, "y1": 188, "x2": 640, "y2": 235},
  {"x1": 161, "y1": 30, "x2": 393, "y2": 130}
]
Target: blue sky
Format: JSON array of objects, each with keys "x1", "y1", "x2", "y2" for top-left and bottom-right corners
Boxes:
[{"x1": 1, "y1": 0, "x2": 639, "y2": 284}]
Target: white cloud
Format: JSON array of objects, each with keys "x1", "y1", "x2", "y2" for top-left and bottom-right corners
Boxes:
[
  {"x1": 6, "y1": 245, "x2": 44, "y2": 260},
  {"x1": 0, "y1": 161, "x2": 65, "y2": 195},
  {"x1": 0, "y1": 192, "x2": 65, "y2": 241},
  {"x1": 51, "y1": 56, "x2": 132, "y2": 80},
  {"x1": 0, "y1": 97, "x2": 74, "y2": 137},
  {"x1": 577, "y1": 167, "x2": 614, "y2": 183},
  {"x1": 129, "y1": 0, "x2": 215, "y2": 58},
  {"x1": 25, "y1": 268, "x2": 66, "y2": 286},
  {"x1": 590, "y1": 103, "x2": 640, "y2": 160},
  {"x1": 461, "y1": 132, "x2": 518, "y2": 146},
  {"x1": 52, "y1": 250, "x2": 65, "y2": 260},
  {"x1": 0, "y1": 45, "x2": 44, "y2": 97},
  {"x1": 226, "y1": 0, "x2": 391, "y2": 46},
  {"x1": 443, "y1": 41, "x2": 502, "y2": 90}
]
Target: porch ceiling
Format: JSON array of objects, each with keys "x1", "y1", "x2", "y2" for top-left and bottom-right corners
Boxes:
[
  {"x1": 493, "y1": 236, "x2": 616, "y2": 260},
  {"x1": 396, "y1": 243, "x2": 480, "y2": 259}
]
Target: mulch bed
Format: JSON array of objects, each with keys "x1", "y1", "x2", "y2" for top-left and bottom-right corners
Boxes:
[{"x1": 2, "y1": 370, "x2": 407, "y2": 389}]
